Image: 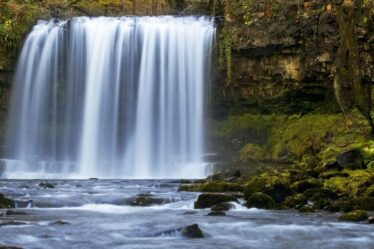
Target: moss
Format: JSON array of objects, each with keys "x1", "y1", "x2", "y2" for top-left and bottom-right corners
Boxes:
[
  {"x1": 246, "y1": 192, "x2": 276, "y2": 209},
  {"x1": 283, "y1": 194, "x2": 307, "y2": 208},
  {"x1": 0, "y1": 193, "x2": 14, "y2": 209},
  {"x1": 298, "y1": 205, "x2": 315, "y2": 213},
  {"x1": 291, "y1": 179, "x2": 323, "y2": 193},
  {"x1": 179, "y1": 181, "x2": 243, "y2": 193},
  {"x1": 239, "y1": 143, "x2": 265, "y2": 162},
  {"x1": 339, "y1": 210, "x2": 369, "y2": 222},
  {"x1": 365, "y1": 185, "x2": 374, "y2": 197},
  {"x1": 324, "y1": 170, "x2": 374, "y2": 197}
]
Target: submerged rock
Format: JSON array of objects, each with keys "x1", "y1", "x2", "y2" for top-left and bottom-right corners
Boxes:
[
  {"x1": 339, "y1": 210, "x2": 369, "y2": 222},
  {"x1": 0, "y1": 221, "x2": 27, "y2": 227},
  {"x1": 38, "y1": 182, "x2": 55, "y2": 189},
  {"x1": 211, "y1": 202, "x2": 235, "y2": 211},
  {"x1": 246, "y1": 192, "x2": 276, "y2": 209},
  {"x1": 5, "y1": 210, "x2": 28, "y2": 216},
  {"x1": 194, "y1": 193, "x2": 237, "y2": 209},
  {"x1": 127, "y1": 194, "x2": 171, "y2": 206},
  {"x1": 51, "y1": 220, "x2": 70, "y2": 225},
  {"x1": 336, "y1": 149, "x2": 365, "y2": 169},
  {"x1": 207, "y1": 211, "x2": 226, "y2": 216},
  {"x1": 181, "y1": 224, "x2": 204, "y2": 238}
]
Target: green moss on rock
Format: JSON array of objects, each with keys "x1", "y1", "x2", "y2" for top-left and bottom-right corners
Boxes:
[
  {"x1": 246, "y1": 192, "x2": 276, "y2": 209},
  {"x1": 339, "y1": 210, "x2": 369, "y2": 222},
  {"x1": 291, "y1": 179, "x2": 323, "y2": 193}
]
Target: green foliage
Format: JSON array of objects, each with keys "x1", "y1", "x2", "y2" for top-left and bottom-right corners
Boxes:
[{"x1": 240, "y1": 143, "x2": 265, "y2": 162}]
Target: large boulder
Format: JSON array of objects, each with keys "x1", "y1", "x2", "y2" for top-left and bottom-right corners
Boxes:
[
  {"x1": 246, "y1": 192, "x2": 276, "y2": 209},
  {"x1": 283, "y1": 194, "x2": 307, "y2": 208},
  {"x1": 194, "y1": 193, "x2": 237, "y2": 209},
  {"x1": 336, "y1": 149, "x2": 365, "y2": 169},
  {"x1": 339, "y1": 210, "x2": 369, "y2": 222}
]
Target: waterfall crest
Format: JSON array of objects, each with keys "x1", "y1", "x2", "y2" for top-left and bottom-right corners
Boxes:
[{"x1": 2, "y1": 16, "x2": 215, "y2": 179}]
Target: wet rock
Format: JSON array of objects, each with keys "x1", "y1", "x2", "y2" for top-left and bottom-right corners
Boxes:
[
  {"x1": 39, "y1": 182, "x2": 55, "y2": 189},
  {"x1": 194, "y1": 193, "x2": 237, "y2": 209},
  {"x1": 339, "y1": 210, "x2": 369, "y2": 222},
  {"x1": 246, "y1": 192, "x2": 276, "y2": 209},
  {"x1": 51, "y1": 220, "x2": 69, "y2": 225},
  {"x1": 89, "y1": 178, "x2": 99, "y2": 180},
  {"x1": 183, "y1": 211, "x2": 198, "y2": 215},
  {"x1": 336, "y1": 149, "x2": 365, "y2": 169},
  {"x1": 291, "y1": 179, "x2": 323, "y2": 193},
  {"x1": 0, "y1": 221, "x2": 27, "y2": 227},
  {"x1": 0, "y1": 194, "x2": 15, "y2": 209},
  {"x1": 368, "y1": 217, "x2": 374, "y2": 224},
  {"x1": 207, "y1": 211, "x2": 226, "y2": 216},
  {"x1": 6, "y1": 210, "x2": 28, "y2": 215},
  {"x1": 211, "y1": 202, "x2": 235, "y2": 211},
  {"x1": 323, "y1": 161, "x2": 343, "y2": 171},
  {"x1": 127, "y1": 194, "x2": 171, "y2": 206},
  {"x1": 298, "y1": 205, "x2": 315, "y2": 213},
  {"x1": 181, "y1": 224, "x2": 204, "y2": 238},
  {"x1": 180, "y1": 179, "x2": 192, "y2": 184}
]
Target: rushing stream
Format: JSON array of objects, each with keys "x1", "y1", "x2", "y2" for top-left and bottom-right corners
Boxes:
[{"x1": 0, "y1": 180, "x2": 373, "y2": 249}]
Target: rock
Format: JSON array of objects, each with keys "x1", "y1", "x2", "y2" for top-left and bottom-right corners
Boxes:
[
  {"x1": 5, "y1": 210, "x2": 28, "y2": 215},
  {"x1": 283, "y1": 194, "x2": 307, "y2": 208},
  {"x1": 246, "y1": 192, "x2": 276, "y2": 209},
  {"x1": 180, "y1": 179, "x2": 192, "y2": 184},
  {"x1": 352, "y1": 197, "x2": 374, "y2": 211},
  {"x1": 0, "y1": 194, "x2": 15, "y2": 209},
  {"x1": 323, "y1": 161, "x2": 343, "y2": 171},
  {"x1": 336, "y1": 149, "x2": 365, "y2": 169},
  {"x1": 211, "y1": 202, "x2": 235, "y2": 211},
  {"x1": 261, "y1": 182, "x2": 292, "y2": 203},
  {"x1": 339, "y1": 210, "x2": 369, "y2": 222},
  {"x1": 243, "y1": 175, "x2": 292, "y2": 203},
  {"x1": 303, "y1": 188, "x2": 338, "y2": 201},
  {"x1": 0, "y1": 221, "x2": 27, "y2": 227},
  {"x1": 181, "y1": 224, "x2": 204, "y2": 238},
  {"x1": 183, "y1": 211, "x2": 198, "y2": 215},
  {"x1": 291, "y1": 179, "x2": 323, "y2": 193},
  {"x1": 207, "y1": 211, "x2": 226, "y2": 216},
  {"x1": 368, "y1": 217, "x2": 374, "y2": 224},
  {"x1": 328, "y1": 200, "x2": 354, "y2": 213},
  {"x1": 298, "y1": 205, "x2": 315, "y2": 213},
  {"x1": 39, "y1": 182, "x2": 55, "y2": 189},
  {"x1": 127, "y1": 194, "x2": 171, "y2": 206},
  {"x1": 51, "y1": 220, "x2": 69, "y2": 225},
  {"x1": 89, "y1": 178, "x2": 98, "y2": 180},
  {"x1": 194, "y1": 193, "x2": 237, "y2": 209}
]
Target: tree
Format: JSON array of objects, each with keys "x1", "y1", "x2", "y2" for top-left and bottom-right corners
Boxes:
[{"x1": 333, "y1": 0, "x2": 374, "y2": 133}]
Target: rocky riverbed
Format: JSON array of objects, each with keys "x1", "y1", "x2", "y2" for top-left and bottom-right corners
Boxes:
[{"x1": 0, "y1": 179, "x2": 373, "y2": 249}]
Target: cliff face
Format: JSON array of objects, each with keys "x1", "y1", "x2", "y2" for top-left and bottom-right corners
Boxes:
[{"x1": 212, "y1": 0, "x2": 374, "y2": 118}]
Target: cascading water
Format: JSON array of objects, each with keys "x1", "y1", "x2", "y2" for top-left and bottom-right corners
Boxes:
[{"x1": 1, "y1": 16, "x2": 215, "y2": 179}]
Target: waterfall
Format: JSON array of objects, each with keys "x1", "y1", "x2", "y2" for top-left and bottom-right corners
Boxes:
[{"x1": 1, "y1": 16, "x2": 215, "y2": 179}]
